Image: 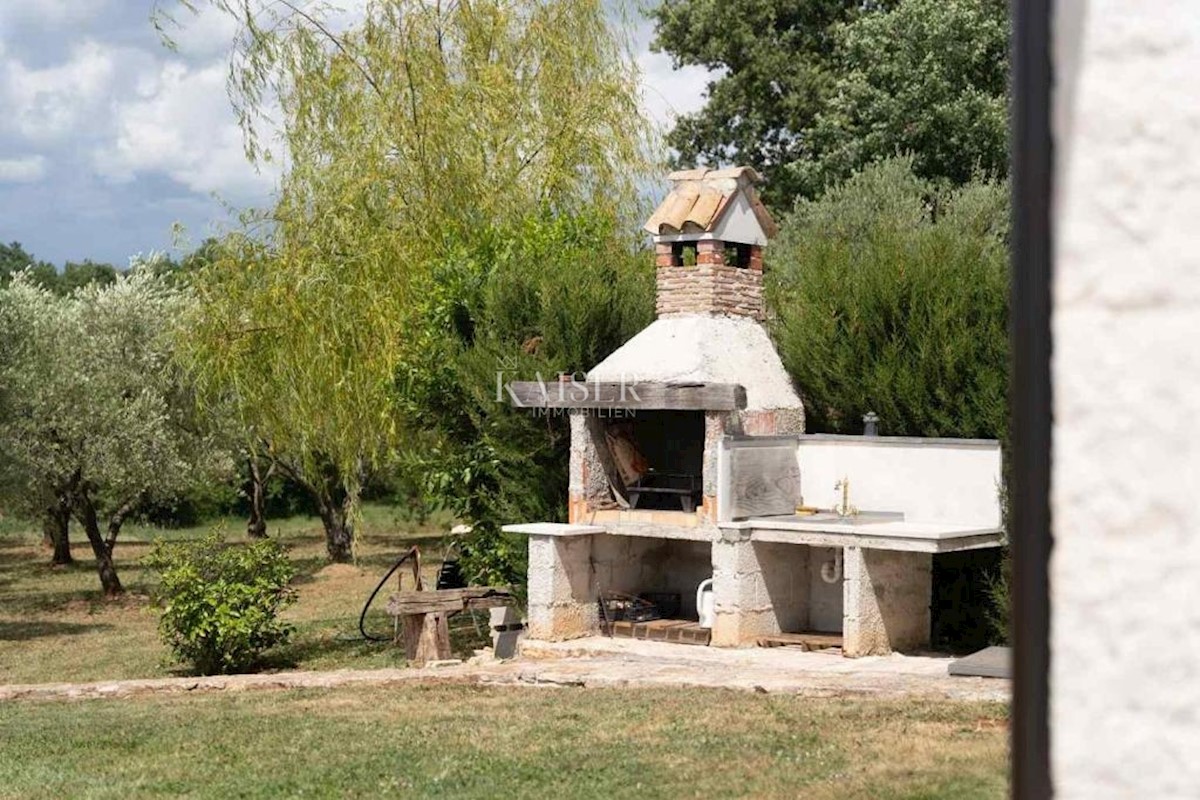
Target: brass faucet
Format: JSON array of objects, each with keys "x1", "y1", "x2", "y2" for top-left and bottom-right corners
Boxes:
[{"x1": 834, "y1": 476, "x2": 858, "y2": 519}]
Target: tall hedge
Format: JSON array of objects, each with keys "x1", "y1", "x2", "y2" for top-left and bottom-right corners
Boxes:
[
  {"x1": 399, "y1": 212, "x2": 654, "y2": 586},
  {"x1": 767, "y1": 159, "x2": 1010, "y2": 647},
  {"x1": 767, "y1": 158, "x2": 1009, "y2": 440}
]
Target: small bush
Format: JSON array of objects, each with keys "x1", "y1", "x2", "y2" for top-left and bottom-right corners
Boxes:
[
  {"x1": 984, "y1": 547, "x2": 1012, "y2": 645},
  {"x1": 145, "y1": 533, "x2": 297, "y2": 675}
]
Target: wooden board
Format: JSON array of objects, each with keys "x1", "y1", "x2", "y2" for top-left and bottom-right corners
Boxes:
[
  {"x1": 604, "y1": 619, "x2": 712, "y2": 646},
  {"x1": 387, "y1": 587, "x2": 513, "y2": 616},
  {"x1": 756, "y1": 632, "x2": 844, "y2": 651},
  {"x1": 722, "y1": 436, "x2": 801, "y2": 520},
  {"x1": 503, "y1": 381, "x2": 747, "y2": 411}
]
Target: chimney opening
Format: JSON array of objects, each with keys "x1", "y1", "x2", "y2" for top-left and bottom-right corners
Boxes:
[
  {"x1": 671, "y1": 241, "x2": 698, "y2": 267},
  {"x1": 723, "y1": 242, "x2": 752, "y2": 269}
]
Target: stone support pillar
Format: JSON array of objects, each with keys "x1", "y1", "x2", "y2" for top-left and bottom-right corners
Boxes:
[
  {"x1": 525, "y1": 533, "x2": 598, "y2": 641},
  {"x1": 568, "y1": 411, "x2": 609, "y2": 522},
  {"x1": 842, "y1": 547, "x2": 931, "y2": 657},
  {"x1": 710, "y1": 531, "x2": 779, "y2": 646}
]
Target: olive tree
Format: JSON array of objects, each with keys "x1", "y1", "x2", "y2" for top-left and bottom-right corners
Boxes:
[
  {"x1": 0, "y1": 267, "x2": 232, "y2": 596},
  {"x1": 164, "y1": 0, "x2": 651, "y2": 560},
  {"x1": 0, "y1": 291, "x2": 74, "y2": 565}
]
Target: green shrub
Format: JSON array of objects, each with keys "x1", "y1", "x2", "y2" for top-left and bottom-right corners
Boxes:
[
  {"x1": 768, "y1": 159, "x2": 1011, "y2": 646},
  {"x1": 400, "y1": 211, "x2": 653, "y2": 587},
  {"x1": 984, "y1": 547, "x2": 1012, "y2": 645},
  {"x1": 767, "y1": 158, "x2": 1009, "y2": 439},
  {"x1": 145, "y1": 533, "x2": 297, "y2": 674}
]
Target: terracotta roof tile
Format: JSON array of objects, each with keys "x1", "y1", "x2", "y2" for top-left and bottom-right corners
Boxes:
[
  {"x1": 685, "y1": 188, "x2": 725, "y2": 229},
  {"x1": 644, "y1": 166, "x2": 776, "y2": 239}
]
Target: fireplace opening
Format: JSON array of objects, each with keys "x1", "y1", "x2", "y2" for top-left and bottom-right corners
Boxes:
[{"x1": 604, "y1": 411, "x2": 705, "y2": 512}]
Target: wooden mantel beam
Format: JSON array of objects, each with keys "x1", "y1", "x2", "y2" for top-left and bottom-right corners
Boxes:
[{"x1": 502, "y1": 380, "x2": 747, "y2": 411}]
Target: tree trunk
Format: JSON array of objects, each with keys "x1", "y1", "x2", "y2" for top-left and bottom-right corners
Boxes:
[
  {"x1": 316, "y1": 496, "x2": 354, "y2": 562},
  {"x1": 44, "y1": 500, "x2": 73, "y2": 566},
  {"x1": 105, "y1": 498, "x2": 137, "y2": 554},
  {"x1": 77, "y1": 499, "x2": 123, "y2": 598},
  {"x1": 246, "y1": 456, "x2": 269, "y2": 539},
  {"x1": 276, "y1": 454, "x2": 359, "y2": 562}
]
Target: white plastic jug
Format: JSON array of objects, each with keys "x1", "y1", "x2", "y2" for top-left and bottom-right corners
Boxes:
[{"x1": 696, "y1": 578, "x2": 715, "y2": 629}]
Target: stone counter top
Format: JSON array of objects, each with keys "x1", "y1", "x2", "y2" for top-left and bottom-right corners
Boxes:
[
  {"x1": 720, "y1": 515, "x2": 1003, "y2": 553},
  {"x1": 502, "y1": 523, "x2": 606, "y2": 537}
]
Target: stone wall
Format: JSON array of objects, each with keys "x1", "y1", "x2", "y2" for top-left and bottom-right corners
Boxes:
[
  {"x1": 1052, "y1": 2, "x2": 1200, "y2": 796},
  {"x1": 655, "y1": 264, "x2": 764, "y2": 319},
  {"x1": 756, "y1": 542, "x2": 811, "y2": 633},
  {"x1": 711, "y1": 532, "x2": 774, "y2": 646},
  {"x1": 701, "y1": 412, "x2": 726, "y2": 521},
  {"x1": 735, "y1": 407, "x2": 806, "y2": 437},
  {"x1": 568, "y1": 411, "x2": 617, "y2": 522},
  {"x1": 711, "y1": 532, "x2": 816, "y2": 646},
  {"x1": 525, "y1": 534, "x2": 597, "y2": 641}
]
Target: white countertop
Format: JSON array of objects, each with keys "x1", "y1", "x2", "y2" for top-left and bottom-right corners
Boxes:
[
  {"x1": 502, "y1": 517, "x2": 1004, "y2": 552},
  {"x1": 720, "y1": 514, "x2": 1004, "y2": 553},
  {"x1": 502, "y1": 523, "x2": 605, "y2": 537}
]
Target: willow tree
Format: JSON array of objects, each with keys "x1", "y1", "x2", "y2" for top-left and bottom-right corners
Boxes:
[{"x1": 163, "y1": 0, "x2": 650, "y2": 560}]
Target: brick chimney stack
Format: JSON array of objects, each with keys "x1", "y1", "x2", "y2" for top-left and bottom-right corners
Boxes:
[{"x1": 644, "y1": 167, "x2": 777, "y2": 320}]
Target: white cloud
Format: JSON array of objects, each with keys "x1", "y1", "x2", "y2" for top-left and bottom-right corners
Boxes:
[
  {"x1": 637, "y1": 49, "x2": 712, "y2": 132},
  {"x1": 94, "y1": 60, "x2": 277, "y2": 201},
  {"x1": 159, "y1": 0, "x2": 369, "y2": 59},
  {"x1": 0, "y1": 0, "x2": 709, "y2": 266},
  {"x1": 1, "y1": 40, "x2": 121, "y2": 142},
  {"x1": 0, "y1": 154, "x2": 47, "y2": 183},
  {"x1": 157, "y1": 3, "x2": 240, "y2": 60},
  {"x1": 0, "y1": 0, "x2": 110, "y2": 27}
]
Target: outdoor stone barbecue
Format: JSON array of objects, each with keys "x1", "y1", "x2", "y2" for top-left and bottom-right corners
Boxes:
[{"x1": 505, "y1": 168, "x2": 1003, "y2": 657}]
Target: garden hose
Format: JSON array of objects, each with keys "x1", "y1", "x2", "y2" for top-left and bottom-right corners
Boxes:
[
  {"x1": 356, "y1": 538, "x2": 471, "y2": 642},
  {"x1": 357, "y1": 546, "x2": 420, "y2": 642}
]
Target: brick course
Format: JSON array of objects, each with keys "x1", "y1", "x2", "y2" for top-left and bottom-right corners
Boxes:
[{"x1": 655, "y1": 263, "x2": 763, "y2": 320}]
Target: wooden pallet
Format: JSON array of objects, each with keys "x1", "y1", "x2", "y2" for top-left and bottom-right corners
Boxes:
[
  {"x1": 604, "y1": 618, "x2": 712, "y2": 646},
  {"x1": 756, "y1": 631, "x2": 843, "y2": 651}
]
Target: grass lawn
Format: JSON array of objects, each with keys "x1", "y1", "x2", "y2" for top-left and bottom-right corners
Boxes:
[
  {"x1": 1, "y1": 508, "x2": 1009, "y2": 797},
  {"x1": 0, "y1": 685, "x2": 1008, "y2": 799},
  {"x1": 0, "y1": 504, "x2": 463, "y2": 684}
]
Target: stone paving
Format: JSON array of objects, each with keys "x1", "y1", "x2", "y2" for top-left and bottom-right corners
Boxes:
[
  {"x1": 513, "y1": 638, "x2": 1009, "y2": 701},
  {"x1": 0, "y1": 636, "x2": 1008, "y2": 703}
]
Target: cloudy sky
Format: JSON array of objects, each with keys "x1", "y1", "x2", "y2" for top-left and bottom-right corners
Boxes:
[{"x1": 0, "y1": 1, "x2": 710, "y2": 267}]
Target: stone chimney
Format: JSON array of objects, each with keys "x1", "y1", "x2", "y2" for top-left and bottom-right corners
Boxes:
[{"x1": 644, "y1": 167, "x2": 778, "y2": 320}]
